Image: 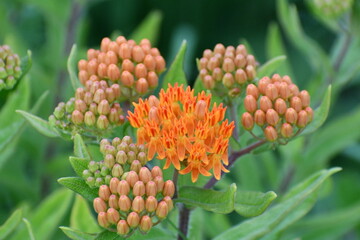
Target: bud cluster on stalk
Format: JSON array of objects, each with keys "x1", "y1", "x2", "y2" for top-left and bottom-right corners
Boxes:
[
  {"x1": 198, "y1": 43, "x2": 257, "y2": 97},
  {"x1": 311, "y1": 0, "x2": 353, "y2": 18},
  {"x1": 0, "y1": 45, "x2": 22, "y2": 91},
  {"x1": 82, "y1": 136, "x2": 148, "y2": 187},
  {"x1": 48, "y1": 87, "x2": 125, "y2": 135},
  {"x1": 93, "y1": 166, "x2": 175, "y2": 236},
  {"x1": 241, "y1": 74, "x2": 313, "y2": 143},
  {"x1": 78, "y1": 36, "x2": 166, "y2": 101}
]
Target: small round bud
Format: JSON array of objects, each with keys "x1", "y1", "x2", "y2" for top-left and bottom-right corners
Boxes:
[
  {"x1": 132, "y1": 45, "x2": 145, "y2": 62},
  {"x1": 299, "y1": 90, "x2": 310, "y2": 107},
  {"x1": 155, "y1": 56, "x2": 166, "y2": 72},
  {"x1": 297, "y1": 110, "x2": 308, "y2": 128},
  {"x1": 121, "y1": 70, "x2": 134, "y2": 87},
  {"x1": 127, "y1": 212, "x2": 140, "y2": 228},
  {"x1": 285, "y1": 108, "x2": 298, "y2": 124},
  {"x1": 97, "y1": 115, "x2": 109, "y2": 130},
  {"x1": 241, "y1": 112, "x2": 254, "y2": 130},
  {"x1": 132, "y1": 196, "x2": 145, "y2": 213},
  {"x1": 246, "y1": 84, "x2": 259, "y2": 99},
  {"x1": 117, "y1": 220, "x2": 130, "y2": 235},
  {"x1": 151, "y1": 166, "x2": 163, "y2": 178},
  {"x1": 203, "y1": 75, "x2": 215, "y2": 89},
  {"x1": 137, "y1": 152, "x2": 147, "y2": 165},
  {"x1": 71, "y1": 110, "x2": 84, "y2": 125},
  {"x1": 118, "y1": 195, "x2": 131, "y2": 212},
  {"x1": 105, "y1": 51, "x2": 118, "y2": 65},
  {"x1": 265, "y1": 84, "x2": 278, "y2": 101},
  {"x1": 246, "y1": 65, "x2": 256, "y2": 80},
  {"x1": 289, "y1": 84, "x2": 299, "y2": 96},
  {"x1": 75, "y1": 99, "x2": 87, "y2": 113},
  {"x1": 140, "y1": 215, "x2": 153, "y2": 232},
  {"x1": 107, "y1": 208, "x2": 120, "y2": 224},
  {"x1": 222, "y1": 73, "x2": 234, "y2": 88},
  {"x1": 93, "y1": 197, "x2": 107, "y2": 213},
  {"x1": 87, "y1": 59, "x2": 98, "y2": 75},
  {"x1": 163, "y1": 196, "x2": 174, "y2": 211},
  {"x1": 130, "y1": 160, "x2": 142, "y2": 173},
  {"x1": 98, "y1": 100, "x2": 110, "y2": 115},
  {"x1": 290, "y1": 96, "x2": 303, "y2": 112},
  {"x1": 274, "y1": 98, "x2": 287, "y2": 115},
  {"x1": 222, "y1": 58, "x2": 235, "y2": 72},
  {"x1": 112, "y1": 163, "x2": 124, "y2": 178},
  {"x1": 154, "y1": 176, "x2": 164, "y2": 193},
  {"x1": 147, "y1": 71, "x2": 158, "y2": 88},
  {"x1": 133, "y1": 181, "x2": 146, "y2": 196},
  {"x1": 127, "y1": 151, "x2": 137, "y2": 163},
  {"x1": 279, "y1": 82, "x2": 290, "y2": 99},
  {"x1": 163, "y1": 180, "x2": 175, "y2": 197},
  {"x1": 259, "y1": 96, "x2": 273, "y2": 112},
  {"x1": 107, "y1": 64, "x2": 120, "y2": 81},
  {"x1": 266, "y1": 109, "x2": 279, "y2": 126},
  {"x1": 98, "y1": 212, "x2": 109, "y2": 228},
  {"x1": 258, "y1": 77, "x2": 271, "y2": 95},
  {"x1": 109, "y1": 177, "x2": 119, "y2": 194},
  {"x1": 126, "y1": 171, "x2": 139, "y2": 187},
  {"x1": 139, "y1": 167, "x2": 152, "y2": 184},
  {"x1": 145, "y1": 181, "x2": 157, "y2": 197},
  {"x1": 117, "y1": 180, "x2": 130, "y2": 196},
  {"x1": 99, "y1": 185, "x2": 111, "y2": 201},
  {"x1": 122, "y1": 59, "x2": 134, "y2": 73},
  {"x1": 264, "y1": 126, "x2": 278, "y2": 142},
  {"x1": 156, "y1": 201, "x2": 169, "y2": 219},
  {"x1": 281, "y1": 123, "x2": 293, "y2": 138},
  {"x1": 136, "y1": 78, "x2": 148, "y2": 94},
  {"x1": 194, "y1": 100, "x2": 207, "y2": 120},
  {"x1": 145, "y1": 196, "x2": 158, "y2": 212},
  {"x1": 116, "y1": 150, "x2": 128, "y2": 164},
  {"x1": 305, "y1": 106, "x2": 314, "y2": 122},
  {"x1": 244, "y1": 95, "x2": 257, "y2": 113},
  {"x1": 84, "y1": 111, "x2": 96, "y2": 126},
  {"x1": 119, "y1": 43, "x2": 132, "y2": 59},
  {"x1": 254, "y1": 109, "x2": 266, "y2": 126},
  {"x1": 135, "y1": 63, "x2": 147, "y2": 79},
  {"x1": 144, "y1": 54, "x2": 156, "y2": 71}
]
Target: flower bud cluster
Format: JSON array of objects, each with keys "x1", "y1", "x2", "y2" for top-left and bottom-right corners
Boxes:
[
  {"x1": 241, "y1": 74, "x2": 313, "y2": 143},
  {"x1": 198, "y1": 43, "x2": 257, "y2": 97},
  {"x1": 82, "y1": 136, "x2": 148, "y2": 187},
  {"x1": 0, "y1": 45, "x2": 22, "y2": 91},
  {"x1": 93, "y1": 166, "x2": 175, "y2": 236},
  {"x1": 48, "y1": 91, "x2": 125, "y2": 135},
  {"x1": 312, "y1": 0, "x2": 353, "y2": 18},
  {"x1": 78, "y1": 36, "x2": 166, "y2": 100}
]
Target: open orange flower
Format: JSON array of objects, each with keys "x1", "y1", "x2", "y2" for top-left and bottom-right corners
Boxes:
[{"x1": 128, "y1": 83, "x2": 234, "y2": 182}]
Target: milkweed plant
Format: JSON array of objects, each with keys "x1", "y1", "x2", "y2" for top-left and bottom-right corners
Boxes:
[{"x1": 1, "y1": 0, "x2": 360, "y2": 239}]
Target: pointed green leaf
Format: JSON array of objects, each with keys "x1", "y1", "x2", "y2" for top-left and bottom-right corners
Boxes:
[
  {"x1": 257, "y1": 55, "x2": 287, "y2": 78},
  {"x1": 214, "y1": 167, "x2": 341, "y2": 240},
  {"x1": 193, "y1": 74, "x2": 205, "y2": 94},
  {"x1": 130, "y1": 10, "x2": 162, "y2": 45},
  {"x1": 70, "y1": 195, "x2": 101, "y2": 233},
  {"x1": 0, "y1": 209, "x2": 23, "y2": 239},
  {"x1": 11, "y1": 189, "x2": 73, "y2": 240},
  {"x1": 176, "y1": 183, "x2": 237, "y2": 214},
  {"x1": 16, "y1": 110, "x2": 59, "y2": 137},
  {"x1": 60, "y1": 227, "x2": 96, "y2": 240},
  {"x1": 95, "y1": 230, "x2": 123, "y2": 240},
  {"x1": 162, "y1": 40, "x2": 187, "y2": 89},
  {"x1": 74, "y1": 134, "x2": 91, "y2": 159},
  {"x1": 69, "y1": 157, "x2": 90, "y2": 177},
  {"x1": 235, "y1": 191, "x2": 277, "y2": 217},
  {"x1": 22, "y1": 218, "x2": 35, "y2": 240},
  {"x1": 68, "y1": 44, "x2": 82, "y2": 90},
  {"x1": 301, "y1": 85, "x2": 331, "y2": 135},
  {"x1": 58, "y1": 177, "x2": 98, "y2": 201},
  {"x1": 19, "y1": 50, "x2": 32, "y2": 81}
]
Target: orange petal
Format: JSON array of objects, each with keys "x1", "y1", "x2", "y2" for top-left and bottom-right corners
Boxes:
[{"x1": 191, "y1": 169, "x2": 199, "y2": 182}]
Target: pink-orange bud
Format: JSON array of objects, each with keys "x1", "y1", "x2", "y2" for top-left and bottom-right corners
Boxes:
[
  {"x1": 259, "y1": 96, "x2": 273, "y2": 112},
  {"x1": 258, "y1": 77, "x2": 271, "y2": 95},
  {"x1": 203, "y1": 75, "x2": 215, "y2": 89},
  {"x1": 297, "y1": 110, "x2": 308, "y2": 128},
  {"x1": 241, "y1": 112, "x2": 254, "y2": 130},
  {"x1": 117, "y1": 220, "x2": 130, "y2": 235},
  {"x1": 119, "y1": 43, "x2": 132, "y2": 59},
  {"x1": 130, "y1": 160, "x2": 142, "y2": 173},
  {"x1": 279, "y1": 82, "x2": 290, "y2": 99},
  {"x1": 78, "y1": 59, "x2": 88, "y2": 71},
  {"x1": 247, "y1": 55, "x2": 256, "y2": 66},
  {"x1": 107, "y1": 64, "x2": 121, "y2": 81},
  {"x1": 93, "y1": 197, "x2": 107, "y2": 213},
  {"x1": 246, "y1": 65, "x2": 256, "y2": 80},
  {"x1": 244, "y1": 95, "x2": 257, "y2": 113},
  {"x1": 136, "y1": 78, "x2": 148, "y2": 94},
  {"x1": 234, "y1": 54, "x2": 246, "y2": 68},
  {"x1": 135, "y1": 63, "x2": 148, "y2": 79},
  {"x1": 156, "y1": 201, "x2": 169, "y2": 219},
  {"x1": 105, "y1": 50, "x2": 118, "y2": 65},
  {"x1": 109, "y1": 194, "x2": 119, "y2": 209},
  {"x1": 154, "y1": 176, "x2": 164, "y2": 193},
  {"x1": 98, "y1": 99, "x2": 110, "y2": 115},
  {"x1": 155, "y1": 56, "x2": 166, "y2": 72},
  {"x1": 111, "y1": 84, "x2": 121, "y2": 98},
  {"x1": 145, "y1": 195, "x2": 158, "y2": 212},
  {"x1": 132, "y1": 196, "x2": 145, "y2": 213},
  {"x1": 305, "y1": 106, "x2": 313, "y2": 122},
  {"x1": 222, "y1": 72, "x2": 234, "y2": 88},
  {"x1": 98, "y1": 212, "x2": 109, "y2": 228},
  {"x1": 72, "y1": 110, "x2": 84, "y2": 125},
  {"x1": 145, "y1": 181, "x2": 157, "y2": 197},
  {"x1": 148, "y1": 95, "x2": 160, "y2": 108},
  {"x1": 163, "y1": 180, "x2": 175, "y2": 197},
  {"x1": 139, "y1": 215, "x2": 153, "y2": 232},
  {"x1": 222, "y1": 58, "x2": 235, "y2": 72},
  {"x1": 99, "y1": 185, "x2": 111, "y2": 201},
  {"x1": 117, "y1": 180, "x2": 130, "y2": 196},
  {"x1": 78, "y1": 70, "x2": 89, "y2": 85},
  {"x1": 214, "y1": 43, "x2": 225, "y2": 54},
  {"x1": 266, "y1": 109, "x2": 279, "y2": 126},
  {"x1": 285, "y1": 108, "x2": 298, "y2": 124},
  {"x1": 289, "y1": 84, "x2": 299, "y2": 96},
  {"x1": 87, "y1": 49, "x2": 98, "y2": 60},
  {"x1": 264, "y1": 126, "x2": 278, "y2": 142},
  {"x1": 127, "y1": 212, "x2": 140, "y2": 228},
  {"x1": 194, "y1": 100, "x2": 207, "y2": 120},
  {"x1": 139, "y1": 167, "x2": 152, "y2": 184},
  {"x1": 107, "y1": 208, "x2": 120, "y2": 224},
  {"x1": 274, "y1": 98, "x2": 287, "y2": 115},
  {"x1": 281, "y1": 123, "x2": 293, "y2": 138},
  {"x1": 265, "y1": 84, "x2": 278, "y2": 101},
  {"x1": 163, "y1": 196, "x2": 174, "y2": 211},
  {"x1": 299, "y1": 90, "x2": 310, "y2": 107},
  {"x1": 147, "y1": 71, "x2": 159, "y2": 88},
  {"x1": 108, "y1": 41, "x2": 119, "y2": 53},
  {"x1": 93, "y1": 89, "x2": 106, "y2": 104},
  {"x1": 100, "y1": 37, "x2": 111, "y2": 52},
  {"x1": 151, "y1": 166, "x2": 162, "y2": 178},
  {"x1": 121, "y1": 70, "x2": 134, "y2": 87},
  {"x1": 132, "y1": 46, "x2": 145, "y2": 62},
  {"x1": 254, "y1": 109, "x2": 266, "y2": 126},
  {"x1": 84, "y1": 111, "x2": 96, "y2": 126},
  {"x1": 126, "y1": 171, "x2": 139, "y2": 187},
  {"x1": 87, "y1": 59, "x2": 98, "y2": 75},
  {"x1": 133, "y1": 181, "x2": 146, "y2": 196},
  {"x1": 144, "y1": 54, "x2": 156, "y2": 71},
  {"x1": 75, "y1": 99, "x2": 87, "y2": 113},
  {"x1": 109, "y1": 177, "x2": 119, "y2": 194},
  {"x1": 118, "y1": 195, "x2": 131, "y2": 212},
  {"x1": 212, "y1": 67, "x2": 223, "y2": 81},
  {"x1": 246, "y1": 84, "x2": 259, "y2": 99},
  {"x1": 290, "y1": 96, "x2": 303, "y2": 112}
]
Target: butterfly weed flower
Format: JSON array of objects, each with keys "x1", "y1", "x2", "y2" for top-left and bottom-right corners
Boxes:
[
  {"x1": 0, "y1": 45, "x2": 22, "y2": 91},
  {"x1": 128, "y1": 83, "x2": 235, "y2": 182},
  {"x1": 241, "y1": 74, "x2": 313, "y2": 144},
  {"x1": 198, "y1": 43, "x2": 257, "y2": 98},
  {"x1": 77, "y1": 36, "x2": 166, "y2": 102}
]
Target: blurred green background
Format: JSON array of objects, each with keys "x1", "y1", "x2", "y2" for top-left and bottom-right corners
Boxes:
[{"x1": 1, "y1": 0, "x2": 360, "y2": 239}]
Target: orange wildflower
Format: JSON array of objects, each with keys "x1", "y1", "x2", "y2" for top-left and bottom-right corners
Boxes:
[{"x1": 128, "y1": 83, "x2": 234, "y2": 182}]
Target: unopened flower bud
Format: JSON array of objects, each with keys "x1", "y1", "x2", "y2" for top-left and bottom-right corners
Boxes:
[
  {"x1": 110, "y1": 178, "x2": 119, "y2": 194},
  {"x1": 119, "y1": 43, "x2": 132, "y2": 60},
  {"x1": 281, "y1": 123, "x2": 293, "y2": 138},
  {"x1": 305, "y1": 106, "x2": 313, "y2": 122},
  {"x1": 285, "y1": 108, "x2": 298, "y2": 124},
  {"x1": 84, "y1": 92, "x2": 93, "y2": 105},
  {"x1": 246, "y1": 84, "x2": 259, "y2": 99},
  {"x1": 121, "y1": 70, "x2": 134, "y2": 87},
  {"x1": 139, "y1": 167, "x2": 152, "y2": 184},
  {"x1": 138, "y1": 152, "x2": 147, "y2": 165},
  {"x1": 117, "y1": 220, "x2": 130, "y2": 235},
  {"x1": 244, "y1": 95, "x2": 257, "y2": 113},
  {"x1": 203, "y1": 75, "x2": 215, "y2": 89},
  {"x1": 99, "y1": 185, "x2": 111, "y2": 201},
  {"x1": 132, "y1": 196, "x2": 145, "y2": 213},
  {"x1": 97, "y1": 115, "x2": 109, "y2": 129},
  {"x1": 155, "y1": 56, "x2": 166, "y2": 72},
  {"x1": 258, "y1": 77, "x2": 271, "y2": 95},
  {"x1": 274, "y1": 98, "x2": 287, "y2": 115},
  {"x1": 288, "y1": 84, "x2": 299, "y2": 96},
  {"x1": 127, "y1": 151, "x2": 136, "y2": 163},
  {"x1": 106, "y1": 208, "x2": 120, "y2": 224},
  {"x1": 104, "y1": 154, "x2": 115, "y2": 169},
  {"x1": 118, "y1": 195, "x2": 131, "y2": 212},
  {"x1": 140, "y1": 215, "x2": 153, "y2": 232},
  {"x1": 151, "y1": 166, "x2": 162, "y2": 178},
  {"x1": 82, "y1": 169, "x2": 92, "y2": 179},
  {"x1": 194, "y1": 100, "x2": 207, "y2": 120},
  {"x1": 112, "y1": 163, "x2": 124, "y2": 178},
  {"x1": 259, "y1": 96, "x2": 272, "y2": 112},
  {"x1": 78, "y1": 70, "x2": 89, "y2": 85},
  {"x1": 264, "y1": 126, "x2": 278, "y2": 142},
  {"x1": 246, "y1": 65, "x2": 256, "y2": 80},
  {"x1": 279, "y1": 82, "x2": 290, "y2": 99},
  {"x1": 133, "y1": 181, "x2": 146, "y2": 196},
  {"x1": 131, "y1": 45, "x2": 144, "y2": 62},
  {"x1": 147, "y1": 71, "x2": 159, "y2": 88},
  {"x1": 145, "y1": 196, "x2": 158, "y2": 213},
  {"x1": 265, "y1": 84, "x2": 278, "y2": 101},
  {"x1": 105, "y1": 51, "x2": 118, "y2": 65},
  {"x1": 266, "y1": 109, "x2": 279, "y2": 126},
  {"x1": 127, "y1": 212, "x2": 140, "y2": 228},
  {"x1": 75, "y1": 99, "x2": 87, "y2": 113},
  {"x1": 98, "y1": 100, "x2": 110, "y2": 115},
  {"x1": 222, "y1": 58, "x2": 235, "y2": 72},
  {"x1": 135, "y1": 63, "x2": 147, "y2": 79},
  {"x1": 154, "y1": 176, "x2": 164, "y2": 193},
  {"x1": 126, "y1": 171, "x2": 139, "y2": 187},
  {"x1": 299, "y1": 90, "x2": 310, "y2": 107},
  {"x1": 98, "y1": 212, "x2": 109, "y2": 228},
  {"x1": 93, "y1": 197, "x2": 107, "y2": 213},
  {"x1": 144, "y1": 54, "x2": 156, "y2": 71},
  {"x1": 130, "y1": 160, "x2": 142, "y2": 173},
  {"x1": 84, "y1": 111, "x2": 96, "y2": 126},
  {"x1": 222, "y1": 73, "x2": 234, "y2": 88},
  {"x1": 163, "y1": 196, "x2": 174, "y2": 211},
  {"x1": 107, "y1": 64, "x2": 120, "y2": 81},
  {"x1": 156, "y1": 201, "x2": 169, "y2": 219},
  {"x1": 116, "y1": 150, "x2": 127, "y2": 164},
  {"x1": 241, "y1": 112, "x2": 254, "y2": 130},
  {"x1": 146, "y1": 181, "x2": 157, "y2": 197},
  {"x1": 136, "y1": 78, "x2": 148, "y2": 94},
  {"x1": 148, "y1": 95, "x2": 160, "y2": 108},
  {"x1": 100, "y1": 166, "x2": 110, "y2": 176},
  {"x1": 214, "y1": 43, "x2": 225, "y2": 54},
  {"x1": 71, "y1": 110, "x2": 84, "y2": 125},
  {"x1": 290, "y1": 96, "x2": 303, "y2": 112},
  {"x1": 163, "y1": 180, "x2": 175, "y2": 197},
  {"x1": 297, "y1": 110, "x2": 308, "y2": 128}
]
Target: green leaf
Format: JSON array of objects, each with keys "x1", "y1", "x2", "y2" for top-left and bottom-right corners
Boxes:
[
  {"x1": 22, "y1": 218, "x2": 35, "y2": 240},
  {"x1": 68, "y1": 44, "x2": 82, "y2": 90},
  {"x1": 214, "y1": 167, "x2": 341, "y2": 240},
  {"x1": 69, "y1": 157, "x2": 90, "y2": 177},
  {"x1": 60, "y1": 227, "x2": 96, "y2": 240},
  {"x1": 187, "y1": 208, "x2": 204, "y2": 240},
  {"x1": 19, "y1": 50, "x2": 32, "y2": 81},
  {"x1": 95, "y1": 230, "x2": 122, "y2": 240},
  {"x1": 0, "y1": 209, "x2": 23, "y2": 239},
  {"x1": 58, "y1": 177, "x2": 98, "y2": 201},
  {"x1": 257, "y1": 55, "x2": 287, "y2": 78},
  {"x1": 130, "y1": 10, "x2": 162, "y2": 45},
  {"x1": 301, "y1": 85, "x2": 331, "y2": 135},
  {"x1": 162, "y1": 40, "x2": 187, "y2": 89},
  {"x1": 16, "y1": 110, "x2": 59, "y2": 137},
  {"x1": 74, "y1": 134, "x2": 91, "y2": 160},
  {"x1": 235, "y1": 191, "x2": 277, "y2": 217},
  {"x1": 128, "y1": 227, "x2": 175, "y2": 240},
  {"x1": 11, "y1": 189, "x2": 73, "y2": 240},
  {"x1": 70, "y1": 195, "x2": 101, "y2": 233},
  {"x1": 193, "y1": 74, "x2": 205, "y2": 94},
  {"x1": 176, "y1": 183, "x2": 237, "y2": 214}
]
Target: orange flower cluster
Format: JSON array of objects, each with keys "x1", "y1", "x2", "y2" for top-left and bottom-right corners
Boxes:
[{"x1": 128, "y1": 84, "x2": 235, "y2": 182}]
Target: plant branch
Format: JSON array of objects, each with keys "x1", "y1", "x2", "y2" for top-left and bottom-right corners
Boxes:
[
  {"x1": 172, "y1": 169, "x2": 179, "y2": 199},
  {"x1": 177, "y1": 205, "x2": 191, "y2": 240},
  {"x1": 204, "y1": 139, "x2": 266, "y2": 189}
]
